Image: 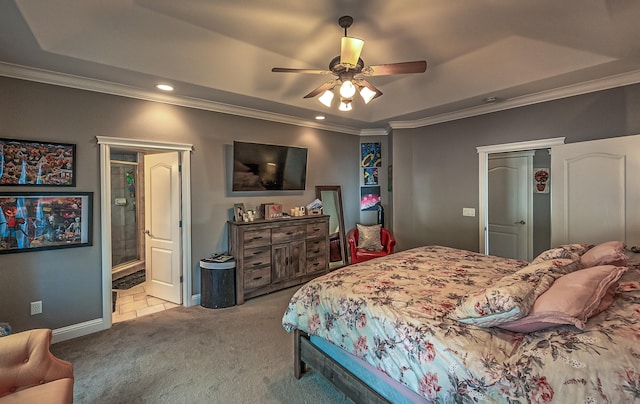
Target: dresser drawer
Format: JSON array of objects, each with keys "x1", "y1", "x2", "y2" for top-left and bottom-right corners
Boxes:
[
  {"x1": 243, "y1": 229, "x2": 271, "y2": 248},
  {"x1": 244, "y1": 266, "x2": 271, "y2": 290},
  {"x1": 306, "y1": 222, "x2": 328, "y2": 239},
  {"x1": 244, "y1": 246, "x2": 271, "y2": 268},
  {"x1": 306, "y1": 254, "x2": 327, "y2": 274},
  {"x1": 272, "y1": 225, "x2": 305, "y2": 244},
  {"x1": 306, "y1": 239, "x2": 326, "y2": 258}
]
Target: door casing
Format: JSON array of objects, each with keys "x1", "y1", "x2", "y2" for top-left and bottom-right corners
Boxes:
[
  {"x1": 98, "y1": 136, "x2": 193, "y2": 330},
  {"x1": 477, "y1": 137, "x2": 565, "y2": 256}
]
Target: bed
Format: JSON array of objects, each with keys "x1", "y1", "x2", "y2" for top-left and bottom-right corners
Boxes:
[{"x1": 282, "y1": 244, "x2": 640, "y2": 403}]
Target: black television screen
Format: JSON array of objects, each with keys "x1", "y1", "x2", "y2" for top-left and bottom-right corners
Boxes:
[{"x1": 232, "y1": 141, "x2": 308, "y2": 191}]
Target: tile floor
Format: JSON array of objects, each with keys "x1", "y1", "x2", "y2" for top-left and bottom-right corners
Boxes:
[{"x1": 112, "y1": 283, "x2": 179, "y2": 323}]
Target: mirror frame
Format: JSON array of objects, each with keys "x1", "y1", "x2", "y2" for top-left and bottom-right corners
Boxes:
[{"x1": 316, "y1": 185, "x2": 348, "y2": 268}]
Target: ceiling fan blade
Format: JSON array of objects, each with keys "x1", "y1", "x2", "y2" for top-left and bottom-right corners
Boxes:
[
  {"x1": 340, "y1": 37, "x2": 364, "y2": 67},
  {"x1": 363, "y1": 60, "x2": 427, "y2": 76},
  {"x1": 303, "y1": 81, "x2": 338, "y2": 98},
  {"x1": 272, "y1": 67, "x2": 331, "y2": 75},
  {"x1": 356, "y1": 79, "x2": 383, "y2": 99}
]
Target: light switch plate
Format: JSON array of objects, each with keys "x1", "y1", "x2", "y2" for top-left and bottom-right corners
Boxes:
[{"x1": 462, "y1": 208, "x2": 476, "y2": 217}]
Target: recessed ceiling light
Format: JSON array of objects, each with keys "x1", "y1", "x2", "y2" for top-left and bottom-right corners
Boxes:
[
  {"x1": 315, "y1": 115, "x2": 326, "y2": 120},
  {"x1": 156, "y1": 84, "x2": 174, "y2": 92}
]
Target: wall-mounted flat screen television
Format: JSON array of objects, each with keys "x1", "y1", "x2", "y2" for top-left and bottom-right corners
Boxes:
[{"x1": 232, "y1": 141, "x2": 308, "y2": 191}]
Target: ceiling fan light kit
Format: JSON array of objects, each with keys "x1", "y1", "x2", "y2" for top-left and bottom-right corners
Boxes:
[
  {"x1": 318, "y1": 90, "x2": 335, "y2": 107},
  {"x1": 339, "y1": 98, "x2": 353, "y2": 111},
  {"x1": 272, "y1": 16, "x2": 427, "y2": 112}
]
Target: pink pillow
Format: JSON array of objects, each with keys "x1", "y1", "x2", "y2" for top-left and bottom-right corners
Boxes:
[
  {"x1": 498, "y1": 265, "x2": 627, "y2": 332},
  {"x1": 580, "y1": 241, "x2": 627, "y2": 268}
]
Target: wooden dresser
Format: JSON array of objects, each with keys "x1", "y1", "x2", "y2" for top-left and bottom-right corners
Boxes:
[{"x1": 228, "y1": 215, "x2": 330, "y2": 304}]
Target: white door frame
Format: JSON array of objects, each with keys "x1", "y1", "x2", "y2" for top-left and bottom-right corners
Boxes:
[
  {"x1": 477, "y1": 137, "x2": 565, "y2": 255},
  {"x1": 97, "y1": 136, "x2": 193, "y2": 329}
]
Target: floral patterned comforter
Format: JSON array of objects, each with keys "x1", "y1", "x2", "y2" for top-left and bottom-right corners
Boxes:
[{"x1": 282, "y1": 246, "x2": 640, "y2": 403}]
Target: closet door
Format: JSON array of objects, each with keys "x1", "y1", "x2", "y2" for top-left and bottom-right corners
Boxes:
[{"x1": 551, "y1": 134, "x2": 640, "y2": 247}]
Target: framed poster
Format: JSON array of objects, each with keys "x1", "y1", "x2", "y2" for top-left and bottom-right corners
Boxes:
[
  {"x1": 0, "y1": 192, "x2": 92, "y2": 254},
  {"x1": 0, "y1": 138, "x2": 76, "y2": 186},
  {"x1": 364, "y1": 167, "x2": 379, "y2": 185},
  {"x1": 360, "y1": 186, "x2": 381, "y2": 211},
  {"x1": 361, "y1": 142, "x2": 381, "y2": 167}
]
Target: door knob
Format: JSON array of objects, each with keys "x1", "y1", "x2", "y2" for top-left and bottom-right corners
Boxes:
[
  {"x1": 144, "y1": 229, "x2": 151, "y2": 236},
  {"x1": 514, "y1": 220, "x2": 526, "y2": 225}
]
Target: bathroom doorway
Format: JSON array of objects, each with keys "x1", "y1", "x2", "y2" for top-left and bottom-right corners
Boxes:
[
  {"x1": 97, "y1": 136, "x2": 193, "y2": 331},
  {"x1": 110, "y1": 151, "x2": 145, "y2": 280}
]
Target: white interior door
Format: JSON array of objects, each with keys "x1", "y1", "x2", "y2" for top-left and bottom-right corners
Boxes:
[
  {"x1": 144, "y1": 152, "x2": 182, "y2": 304},
  {"x1": 551, "y1": 134, "x2": 640, "y2": 247},
  {"x1": 488, "y1": 152, "x2": 533, "y2": 261}
]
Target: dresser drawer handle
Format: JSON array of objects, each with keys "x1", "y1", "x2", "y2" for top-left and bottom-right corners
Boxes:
[
  {"x1": 252, "y1": 251, "x2": 262, "y2": 255},
  {"x1": 251, "y1": 236, "x2": 263, "y2": 240},
  {"x1": 312, "y1": 262, "x2": 319, "y2": 267},
  {"x1": 312, "y1": 249, "x2": 320, "y2": 254},
  {"x1": 285, "y1": 231, "x2": 294, "y2": 235},
  {"x1": 252, "y1": 262, "x2": 263, "y2": 266},
  {"x1": 312, "y1": 227, "x2": 320, "y2": 231},
  {"x1": 253, "y1": 276, "x2": 263, "y2": 281}
]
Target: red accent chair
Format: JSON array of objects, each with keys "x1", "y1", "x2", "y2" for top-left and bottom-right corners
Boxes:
[{"x1": 347, "y1": 227, "x2": 396, "y2": 264}]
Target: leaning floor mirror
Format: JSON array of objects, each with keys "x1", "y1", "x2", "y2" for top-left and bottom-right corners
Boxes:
[{"x1": 316, "y1": 185, "x2": 348, "y2": 269}]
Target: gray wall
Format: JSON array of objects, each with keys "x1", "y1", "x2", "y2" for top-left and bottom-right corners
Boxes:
[
  {"x1": 0, "y1": 76, "x2": 360, "y2": 332},
  {"x1": 391, "y1": 83, "x2": 640, "y2": 252},
  {"x1": 4, "y1": 76, "x2": 640, "y2": 334}
]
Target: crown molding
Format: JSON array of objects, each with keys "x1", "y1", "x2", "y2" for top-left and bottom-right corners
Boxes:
[
  {"x1": 0, "y1": 62, "x2": 375, "y2": 136},
  {"x1": 389, "y1": 69, "x2": 640, "y2": 129},
  {"x1": 5, "y1": 62, "x2": 638, "y2": 135}
]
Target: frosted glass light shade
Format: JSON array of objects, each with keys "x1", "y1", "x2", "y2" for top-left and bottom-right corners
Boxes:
[
  {"x1": 340, "y1": 37, "x2": 364, "y2": 66},
  {"x1": 339, "y1": 80, "x2": 356, "y2": 98},
  {"x1": 339, "y1": 99, "x2": 352, "y2": 111},
  {"x1": 359, "y1": 86, "x2": 376, "y2": 104},
  {"x1": 318, "y1": 90, "x2": 334, "y2": 107}
]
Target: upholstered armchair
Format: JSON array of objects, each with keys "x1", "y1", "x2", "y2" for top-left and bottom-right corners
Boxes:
[
  {"x1": 0, "y1": 329, "x2": 74, "y2": 404},
  {"x1": 347, "y1": 225, "x2": 396, "y2": 264}
]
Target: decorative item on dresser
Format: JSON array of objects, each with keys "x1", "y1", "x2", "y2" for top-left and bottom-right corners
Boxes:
[{"x1": 228, "y1": 215, "x2": 330, "y2": 304}]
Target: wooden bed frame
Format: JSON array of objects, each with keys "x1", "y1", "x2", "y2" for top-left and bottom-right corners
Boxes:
[{"x1": 294, "y1": 329, "x2": 390, "y2": 404}]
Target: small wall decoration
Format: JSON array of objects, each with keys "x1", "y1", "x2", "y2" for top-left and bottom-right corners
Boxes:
[
  {"x1": 534, "y1": 168, "x2": 550, "y2": 194},
  {"x1": 361, "y1": 142, "x2": 381, "y2": 167},
  {"x1": 0, "y1": 138, "x2": 76, "y2": 186},
  {"x1": 360, "y1": 186, "x2": 381, "y2": 211},
  {"x1": 0, "y1": 192, "x2": 92, "y2": 254},
  {"x1": 363, "y1": 167, "x2": 379, "y2": 185},
  {"x1": 388, "y1": 165, "x2": 393, "y2": 192}
]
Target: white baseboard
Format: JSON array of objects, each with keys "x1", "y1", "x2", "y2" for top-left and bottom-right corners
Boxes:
[
  {"x1": 52, "y1": 318, "x2": 108, "y2": 343},
  {"x1": 52, "y1": 294, "x2": 201, "y2": 343}
]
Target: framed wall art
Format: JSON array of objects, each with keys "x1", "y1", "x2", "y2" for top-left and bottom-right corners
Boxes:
[
  {"x1": 0, "y1": 138, "x2": 76, "y2": 186},
  {"x1": 360, "y1": 186, "x2": 381, "y2": 211},
  {"x1": 0, "y1": 192, "x2": 92, "y2": 254}
]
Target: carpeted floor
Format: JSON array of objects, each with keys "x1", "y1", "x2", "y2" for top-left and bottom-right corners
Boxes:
[
  {"x1": 51, "y1": 287, "x2": 353, "y2": 404},
  {"x1": 112, "y1": 270, "x2": 146, "y2": 290}
]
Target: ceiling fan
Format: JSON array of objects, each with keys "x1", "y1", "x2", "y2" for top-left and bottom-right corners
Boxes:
[{"x1": 272, "y1": 16, "x2": 427, "y2": 111}]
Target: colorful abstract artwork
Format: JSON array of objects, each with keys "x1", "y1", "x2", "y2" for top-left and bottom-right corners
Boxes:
[
  {"x1": 360, "y1": 186, "x2": 381, "y2": 211},
  {"x1": 361, "y1": 143, "x2": 381, "y2": 168},
  {"x1": 364, "y1": 167, "x2": 378, "y2": 185}
]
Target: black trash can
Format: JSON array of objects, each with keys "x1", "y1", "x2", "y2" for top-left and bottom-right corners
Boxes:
[{"x1": 200, "y1": 259, "x2": 236, "y2": 308}]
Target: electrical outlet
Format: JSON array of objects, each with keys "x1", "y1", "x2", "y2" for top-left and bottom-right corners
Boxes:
[{"x1": 30, "y1": 301, "x2": 42, "y2": 315}]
